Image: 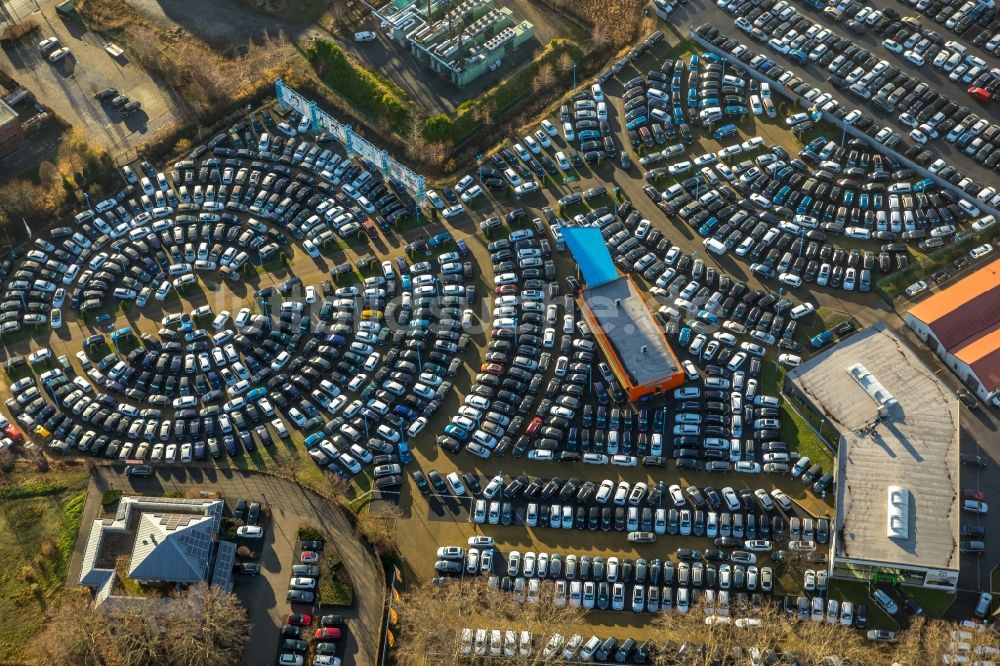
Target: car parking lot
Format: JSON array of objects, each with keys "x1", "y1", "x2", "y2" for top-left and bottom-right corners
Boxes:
[
  {"x1": 0, "y1": 0, "x2": 180, "y2": 154},
  {"x1": 4, "y1": 8, "x2": 1000, "y2": 658},
  {"x1": 686, "y1": 0, "x2": 1000, "y2": 201}
]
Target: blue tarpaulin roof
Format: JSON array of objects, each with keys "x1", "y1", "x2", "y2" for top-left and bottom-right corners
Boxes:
[{"x1": 563, "y1": 226, "x2": 619, "y2": 287}]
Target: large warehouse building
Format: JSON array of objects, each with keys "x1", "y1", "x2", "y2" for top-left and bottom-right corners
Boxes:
[
  {"x1": 786, "y1": 324, "x2": 961, "y2": 592},
  {"x1": 564, "y1": 227, "x2": 684, "y2": 400},
  {"x1": 905, "y1": 256, "x2": 1000, "y2": 406}
]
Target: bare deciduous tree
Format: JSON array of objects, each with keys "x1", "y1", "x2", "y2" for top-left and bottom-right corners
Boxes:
[
  {"x1": 36, "y1": 590, "x2": 113, "y2": 666},
  {"x1": 164, "y1": 583, "x2": 250, "y2": 666},
  {"x1": 33, "y1": 583, "x2": 249, "y2": 665},
  {"x1": 393, "y1": 578, "x2": 584, "y2": 665},
  {"x1": 533, "y1": 63, "x2": 556, "y2": 93},
  {"x1": 556, "y1": 52, "x2": 574, "y2": 75}
]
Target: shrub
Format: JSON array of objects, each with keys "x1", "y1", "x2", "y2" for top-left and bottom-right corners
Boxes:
[
  {"x1": 423, "y1": 114, "x2": 454, "y2": 142},
  {"x1": 0, "y1": 17, "x2": 40, "y2": 44},
  {"x1": 220, "y1": 517, "x2": 238, "y2": 541},
  {"x1": 296, "y1": 524, "x2": 325, "y2": 543},
  {"x1": 101, "y1": 489, "x2": 122, "y2": 507}
]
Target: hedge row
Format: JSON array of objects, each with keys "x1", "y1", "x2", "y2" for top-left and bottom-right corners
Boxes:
[
  {"x1": 448, "y1": 39, "x2": 585, "y2": 143},
  {"x1": 307, "y1": 40, "x2": 410, "y2": 133}
]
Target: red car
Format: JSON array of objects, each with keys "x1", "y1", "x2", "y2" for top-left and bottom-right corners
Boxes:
[
  {"x1": 3, "y1": 424, "x2": 23, "y2": 444},
  {"x1": 481, "y1": 362, "x2": 504, "y2": 375},
  {"x1": 285, "y1": 613, "x2": 311, "y2": 626},
  {"x1": 495, "y1": 284, "x2": 518, "y2": 295},
  {"x1": 314, "y1": 627, "x2": 342, "y2": 641},
  {"x1": 968, "y1": 87, "x2": 992, "y2": 104},
  {"x1": 525, "y1": 416, "x2": 543, "y2": 436}
]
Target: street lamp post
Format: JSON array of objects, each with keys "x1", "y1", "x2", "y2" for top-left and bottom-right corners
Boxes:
[{"x1": 247, "y1": 104, "x2": 257, "y2": 139}]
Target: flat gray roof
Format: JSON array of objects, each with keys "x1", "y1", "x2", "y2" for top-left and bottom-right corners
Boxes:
[
  {"x1": 787, "y1": 323, "x2": 960, "y2": 572},
  {"x1": 0, "y1": 100, "x2": 16, "y2": 127},
  {"x1": 581, "y1": 276, "x2": 679, "y2": 387}
]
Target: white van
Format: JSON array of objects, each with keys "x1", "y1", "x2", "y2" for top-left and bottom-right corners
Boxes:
[{"x1": 703, "y1": 238, "x2": 728, "y2": 255}]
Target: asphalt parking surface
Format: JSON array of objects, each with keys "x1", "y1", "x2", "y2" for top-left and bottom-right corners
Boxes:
[
  {"x1": 679, "y1": 0, "x2": 1000, "y2": 189},
  {"x1": 3, "y1": 20, "x2": 1000, "y2": 657},
  {"x1": 0, "y1": 0, "x2": 181, "y2": 155},
  {"x1": 91, "y1": 466, "x2": 384, "y2": 666}
]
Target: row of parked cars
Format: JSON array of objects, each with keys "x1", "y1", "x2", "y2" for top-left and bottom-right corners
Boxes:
[
  {"x1": 648, "y1": 128, "x2": 973, "y2": 287},
  {"x1": 460, "y1": 627, "x2": 654, "y2": 663},
  {"x1": 703, "y1": 3, "x2": 1000, "y2": 197},
  {"x1": 435, "y1": 223, "x2": 609, "y2": 460},
  {"x1": 0, "y1": 128, "x2": 467, "y2": 487},
  {"x1": 281, "y1": 541, "x2": 343, "y2": 666}
]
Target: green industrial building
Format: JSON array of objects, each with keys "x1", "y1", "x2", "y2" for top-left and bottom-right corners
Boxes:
[{"x1": 375, "y1": 0, "x2": 534, "y2": 87}]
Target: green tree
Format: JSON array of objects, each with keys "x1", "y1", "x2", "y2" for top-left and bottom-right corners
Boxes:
[{"x1": 423, "y1": 114, "x2": 454, "y2": 142}]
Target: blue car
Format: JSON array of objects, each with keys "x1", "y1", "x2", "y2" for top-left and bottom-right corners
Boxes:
[
  {"x1": 246, "y1": 387, "x2": 268, "y2": 401},
  {"x1": 398, "y1": 441, "x2": 413, "y2": 464},
  {"x1": 394, "y1": 404, "x2": 417, "y2": 420},
  {"x1": 427, "y1": 231, "x2": 452, "y2": 247},
  {"x1": 811, "y1": 331, "x2": 834, "y2": 348},
  {"x1": 678, "y1": 327, "x2": 692, "y2": 346}
]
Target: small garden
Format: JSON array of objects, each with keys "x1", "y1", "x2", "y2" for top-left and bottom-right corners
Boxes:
[{"x1": 297, "y1": 525, "x2": 354, "y2": 607}]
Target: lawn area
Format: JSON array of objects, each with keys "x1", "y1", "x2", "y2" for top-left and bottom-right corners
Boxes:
[
  {"x1": 762, "y1": 363, "x2": 835, "y2": 470},
  {"x1": 661, "y1": 38, "x2": 698, "y2": 62},
  {"x1": 827, "y1": 580, "x2": 898, "y2": 631},
  {"x1": 318, "y1": 546, "x2": 354, "y2": 607},
  {"x1": 213, "y1": 431, "x2": 331, "y2": 497},
  {"x1": 0, "y1": 466, "x2": 89, "y2": 660},
  {"x1": 797, "y1": 306, "x2": 852, "y2": 344},
  {"x1": 906, "y1": 587, "x2": 955, "y2": 618}
]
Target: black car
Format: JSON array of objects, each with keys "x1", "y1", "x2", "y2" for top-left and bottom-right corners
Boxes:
[
  {"x1": 119, "y1": 101, "x2": 142, "y2": 116},
  {"x1": 233, "y1": 499, "x2": 248, "y2": 522},
  {"x1": 855, "y1": 603, "x2": 869, "y2": 629},
  {"x1": 957, "y1": 389, "x2": 979, "y2": 410},
  {"x1": 247, "y1": 501, "x2": 261, "y2": 526},
  {"x1": 95, "y1": 87, "x2": 118, "y2": 101}
]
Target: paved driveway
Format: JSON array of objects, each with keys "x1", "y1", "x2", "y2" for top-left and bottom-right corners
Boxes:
[
  {"x1": 0, "y1": 0, "x2": 181, "y2": 156},
  {"x1": 92, "y1": 466, "x2": 385, "y2": 666}
]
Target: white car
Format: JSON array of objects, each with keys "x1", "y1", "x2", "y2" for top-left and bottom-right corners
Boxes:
[
  {"x1": 778, "y1": 272, "x2": 801, "y2": 288},
  {"x1": 909, "y1": 128, "x2": 929, "y2": 144},
  {"x1": 442, "y1": 204, "x2": 464, "y2": 218},
  {"x1": 426, "y1": 190, "x2": 445, "y2": 209},
  {"x1": 778, "y1": 353, "x2": 802, "y2": 368},
  {"x1": 904, "y1": 280, "x2": 928, "y2": 297},
  {"x1": 48, "y1": 47, "x2": 71, "y2": 62},
  {"x1": 354, "y1": 31, "x2": 376, "y2": 42},
  {"x1": 514, "y1": 181, "x2": 540, "y2": 197},
  {"x1": 883, "y1": 38, "x2": 903, "y2": 53},
  {"x1": 460, "y1": 184, "x2": 483, "y2": 203}
]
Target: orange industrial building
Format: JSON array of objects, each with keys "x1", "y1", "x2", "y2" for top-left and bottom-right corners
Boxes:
[
  {"x1": 563, "y1": 227, "x2": 683, "y2": 401},
  {"x1": 904, "y1": 256, "x2": 1000, "y2": 405}
]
